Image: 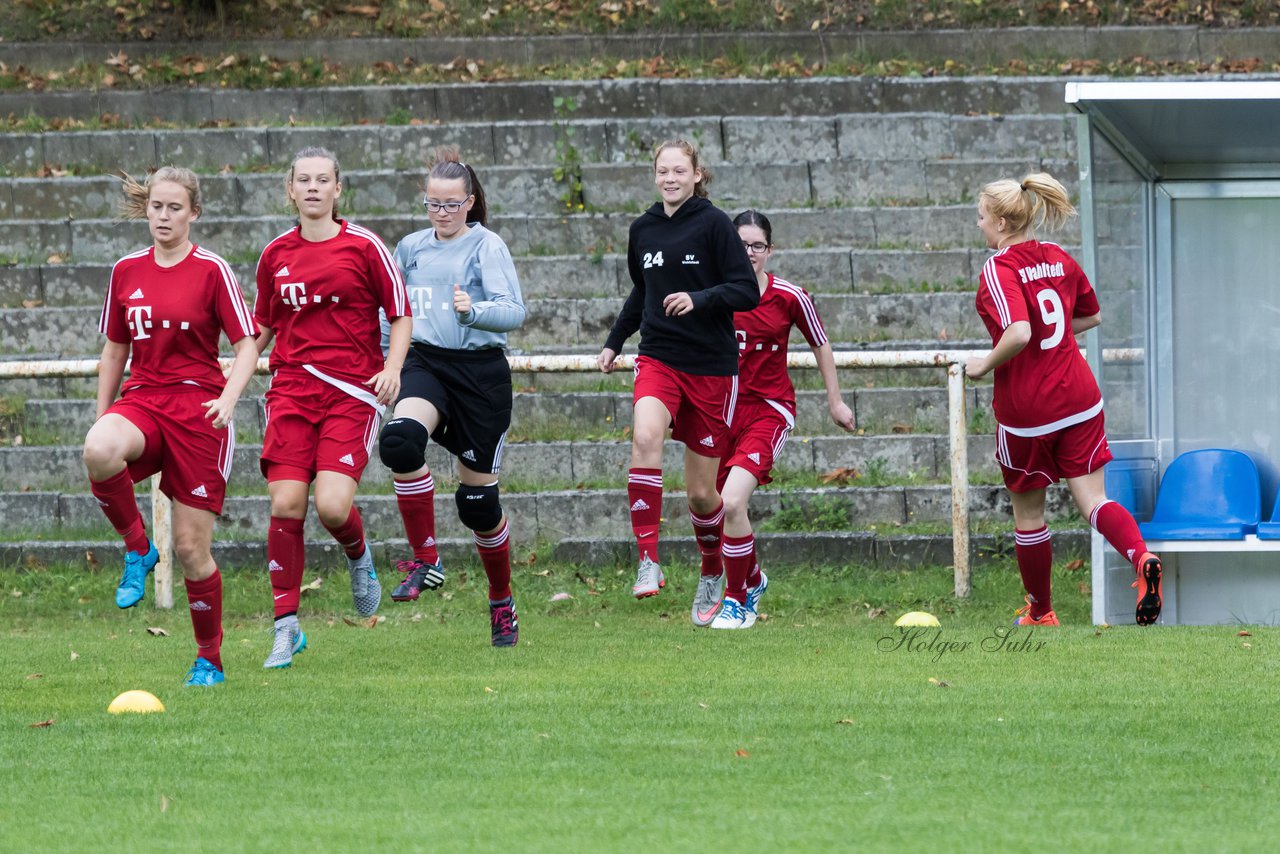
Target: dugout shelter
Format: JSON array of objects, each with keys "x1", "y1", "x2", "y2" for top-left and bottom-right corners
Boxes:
[{"x1": 1069, "y1": 80, "x2": 1280, "y2": 625}]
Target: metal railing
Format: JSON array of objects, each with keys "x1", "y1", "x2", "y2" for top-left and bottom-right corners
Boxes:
[{"x1": 1, "y1": 350, "x2": 1033, "y2": 605}]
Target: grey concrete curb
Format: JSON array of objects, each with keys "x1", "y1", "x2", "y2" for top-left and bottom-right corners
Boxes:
[{"x1": 4, "y1": 27, "x2": 1280, "y2": 73}]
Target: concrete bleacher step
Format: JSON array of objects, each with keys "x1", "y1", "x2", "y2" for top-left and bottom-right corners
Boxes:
[
  {"x1": 0, "y1": 436, "x2": 1002, "y2": 493},
  {"x1": 1, "y1": 484, "x2": 1084, "y2": 544},
  {"x1": 0, "y1": 111, "x2": 1076, "y2": 174},
  {"x1": 0, "y1": 205, "x2": 1082, "y2": 263},
  {"x1": 11, "y1": 386, "x2": 996, "y2": 445},
  {"x1": 0, "y1": 77, "x2": 1076, "y2": 127},
  {"x1": 1, "y1": 248, "x2": 988, "y2": 306},
  {"x1": 0, "y1": 527, "x2": 1090, "y2": 574},
  {"x1": 0, "y1": 156, "x2": 1075, "y2": 221},
  {"x1": 0, "y1": 291, "x2": 986, "y2": 356}
]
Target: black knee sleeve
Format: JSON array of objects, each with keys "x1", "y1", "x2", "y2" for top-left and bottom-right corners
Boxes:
[
  {"x1": 378, "y1": 417, "x2": 429, "y2": 474},
  {"x1": 456, "y1": 483, "x2": 502, "y2": 532}
]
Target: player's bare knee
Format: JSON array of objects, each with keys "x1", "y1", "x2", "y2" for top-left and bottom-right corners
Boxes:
[
  {"x1": 269, "y1": 493, "x2": 308, "y2": 519},
  {"x1": 686, "y1": 488, "x2": 720, "y2": 515},
  {"x1": 173, "y1": 537, "x2": 210, "y2": 575},
  {"x1": 82, "y1": 437, "x2": 119, "y2": 475},
  {"x1": 631, "y1": 424, "x2": 666, "y2": 456},
  {"x1": 455, "y1": 483, "x2": 502, "y2": 532},
  {"x1": 379, "y1": 417, "x2": 429, "y2": 474},
  {"x1": 313, "y1": 496, "x2": 352, "y2": 529},
  {"x1": 722, "y1": 493, "x2": 750, "y2": 525}
]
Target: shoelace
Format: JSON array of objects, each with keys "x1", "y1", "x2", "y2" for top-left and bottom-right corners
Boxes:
[
  {"x1": 395, "y1": 559, "x2": 420, "y2": 579},
  {"x1": 492, "y1": 607, "x2": 514, "y2": 634}
]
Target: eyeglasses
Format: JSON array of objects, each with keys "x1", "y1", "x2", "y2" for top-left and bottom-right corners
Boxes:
[
  {"x1": 424, "y1": 199, "x2": 468, "y2": 213},
  {"x1": 742, "y1": 242, "x2": 770, "y2": 254}
]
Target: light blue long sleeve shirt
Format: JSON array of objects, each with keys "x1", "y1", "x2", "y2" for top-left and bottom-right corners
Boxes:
[{"x1": 387, "y1": 222, "x2": 526, "y2": 351}]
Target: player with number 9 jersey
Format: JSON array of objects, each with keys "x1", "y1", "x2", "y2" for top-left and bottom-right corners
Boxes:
[
  {"x1": 975, "y1": 238, "x2": 1102, "y2": 435},
  {"x1": 966, "y1": 172, "x2": 1162, "y2": 630}
]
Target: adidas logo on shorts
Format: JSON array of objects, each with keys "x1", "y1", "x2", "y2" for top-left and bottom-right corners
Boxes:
[
  {"x1": 189, "y1": 600, "x2": 212, "y2": 611},
  {"x1": 462, "y1": 449, "x2": 477, "y2": 462},
  {"x1": 700, "y1": 435, "x2": 715, "y2": 447},
  {"x1": 630, "y1": 499, "x2": 650, "y2": 512},
  {"x1": 268, "y1": 559, "x2": 284, "y2": 573},
  {"x1": 190, "y1": 484, "x2": 208, "y2": 498},
  {"x1": 339, "y1": 453, "x2": 355, "y2": 466},
  {"x1": 748, "y1": 452, "x2": 760, "y2": 464}
]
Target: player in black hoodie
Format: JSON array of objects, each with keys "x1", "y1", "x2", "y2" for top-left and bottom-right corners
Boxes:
[{"x1": 598, "y1": 139, "x2": 760, "y2": 625}]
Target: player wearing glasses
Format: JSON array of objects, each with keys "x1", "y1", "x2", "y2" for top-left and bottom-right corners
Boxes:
[
  {"x1": 703, "y1": 210, "x2": 856, "y2": 629},
  {"x1": 377, "y1": 146, "x2": 527, "y2": 647}
]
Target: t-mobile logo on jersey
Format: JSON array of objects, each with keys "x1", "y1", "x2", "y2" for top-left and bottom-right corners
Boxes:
[
  {"x1": 126, "y1": 305, "x2": 153, "y2": 340},
  {"x1": 409, "y1": 288, "x2": 450, "y2": 315},
  {"x1": 280, "y1": 281, "x2": 309, "y2": 312}
]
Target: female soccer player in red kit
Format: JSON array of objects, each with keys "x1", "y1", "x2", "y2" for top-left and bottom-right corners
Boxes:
[
  {"x1": 84, "y1": 167, "x2": 259, "y2": 686},
  {"x1": 966, "y1": 172, "x2": 1162, "y2": 626},
  {"x1": 254, "y1": 147, "x2": 412, "y2": 668},
  {"x1": 598, "y1": 139, "x2": 759, "y2": 626},
  {"x1": 706, "y1": 210, "x2": 857, "y2": 629}
]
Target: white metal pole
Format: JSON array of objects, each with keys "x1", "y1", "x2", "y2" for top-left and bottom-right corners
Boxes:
[
  {"x1": 150, "y1": 475, "x2": 174, "y2": 609},
  {"x1": 946, "y1": 362, "x2": 971, "y2": 598}
]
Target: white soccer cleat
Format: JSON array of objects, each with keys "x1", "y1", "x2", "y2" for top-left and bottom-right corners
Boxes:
[
  {"x1": 632, "y1": 555, "x2": 665, "y2": 599},
  {"x1": 710, "y1": 597, "x2": 750, "y2": 630},
  {"x1": 690, "y1": 572, "x2": 723, "y2": 626}
]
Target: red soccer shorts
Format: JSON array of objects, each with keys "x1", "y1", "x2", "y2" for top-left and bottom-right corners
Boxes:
[
  {"x1": 633, "y1": 356, "x2": 737, "y2": 458},
  {"x1": 717, "y1": 398, "x2": 794, "y2": 489},
  {"x1": 261, "y1": 369, "x2": 382, "y2": 483},
  {"x1": 995, "y1": 411, "x2": 1114, "y2": 493},
  {"x1": 108, "y1": 387, "x2": 231, "y2": 514}
]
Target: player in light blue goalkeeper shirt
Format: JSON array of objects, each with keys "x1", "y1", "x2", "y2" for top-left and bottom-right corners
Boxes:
[{"x1": 376, "y1": 146, "x2": 527, "y2": 647}]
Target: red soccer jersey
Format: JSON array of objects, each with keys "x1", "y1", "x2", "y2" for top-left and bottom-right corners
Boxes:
[
  {"x1": 733, "y1": 274, "x2": 828, "y2": 410},
  {"x1": 254, "y1": 220, "x2": 409, "y2": 390},
  {"x1": 976, "y1": 240, "x2": 1102, "y2": 435},
  {"x1": 100, "y1": 245, "x2": 257, "y2": 395}
]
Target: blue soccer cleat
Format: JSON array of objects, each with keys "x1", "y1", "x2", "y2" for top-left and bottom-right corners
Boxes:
[
  {"x1": 183, "y1": 656, "x2": 226, "y2": 687},
  {"x1": 115, "y1": 541, "x2": 159, "y2": 609}
]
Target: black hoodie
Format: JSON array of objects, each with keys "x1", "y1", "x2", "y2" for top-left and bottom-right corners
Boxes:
[{"x1": 603, "y1": 196, "x2": 760, "y2": 376}]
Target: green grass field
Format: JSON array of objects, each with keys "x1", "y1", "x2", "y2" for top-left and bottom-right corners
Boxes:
[{"x1": 2, "y1": 558, "x2": 1276, "y2": 851}]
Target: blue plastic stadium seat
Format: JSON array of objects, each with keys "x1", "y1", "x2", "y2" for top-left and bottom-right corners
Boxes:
[
  {"x1": 1256, "y1": 484, "x2": 1280, "y2": 540},
  {"x1": 1138, "y1": 449, "x2": 1261, "y2": 540}
]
